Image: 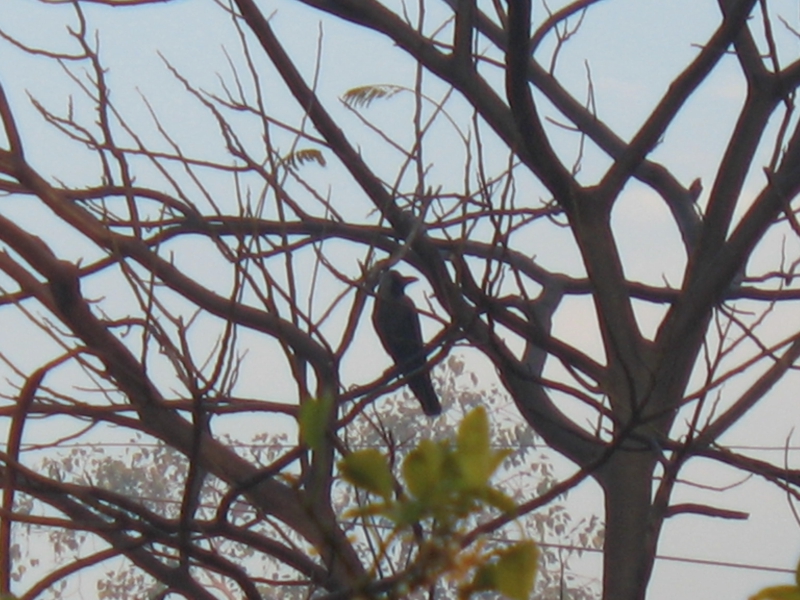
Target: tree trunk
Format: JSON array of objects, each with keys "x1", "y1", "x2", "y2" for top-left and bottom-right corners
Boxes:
[{"x1": 599, "y1": 452, "x2": 661, "y2": 600}]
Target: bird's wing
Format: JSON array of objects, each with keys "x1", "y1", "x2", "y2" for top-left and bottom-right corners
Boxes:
[
  {"x1": 376, "y1": 295, "x2": 427, "y2": 368},
  {"x1": 372, "y1": 279, "x2": 441, "y2": 416}
]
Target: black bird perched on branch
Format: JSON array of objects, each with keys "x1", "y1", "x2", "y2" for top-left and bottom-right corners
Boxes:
[{"x1": 372, "y1": 270, "x2": 442, "y2": 416}]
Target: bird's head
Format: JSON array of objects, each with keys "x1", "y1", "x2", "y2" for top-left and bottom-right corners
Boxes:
[{"x1": 381, "y1": 270, "x2": 418, "y2": 296}]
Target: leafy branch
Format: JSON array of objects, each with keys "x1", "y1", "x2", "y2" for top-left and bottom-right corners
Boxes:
[{"x1": 337, "y1": 406, "x2": 538, "y2": 600}]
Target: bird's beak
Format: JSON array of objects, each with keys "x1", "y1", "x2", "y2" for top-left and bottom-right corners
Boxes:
[{"x1": 400, "y1": 275, "x2": 418, "y2": 286}]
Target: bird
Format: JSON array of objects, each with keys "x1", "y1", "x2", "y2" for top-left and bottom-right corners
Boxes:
[{"x1": 372, "y1": 270, "x2": 442, "y2": 416}]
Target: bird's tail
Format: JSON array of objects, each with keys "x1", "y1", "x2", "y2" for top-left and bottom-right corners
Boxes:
[{"x1": 408, "y1": 374, "x2": 441, "y2": 416}]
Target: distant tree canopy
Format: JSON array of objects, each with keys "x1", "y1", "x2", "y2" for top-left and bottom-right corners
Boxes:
[{"x1": 0, "y1": 1, "x2": 799, "y2": 599}]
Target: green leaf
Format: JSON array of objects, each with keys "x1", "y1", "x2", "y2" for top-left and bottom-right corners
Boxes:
[
  {"x1": 456, "y1": 406, "x2": 494, "y2": 488},
  {"x1": 468, "y1": 561, "x2": 499, "y2": 595},
  {"x1": 298, "y1": 396, "x2": 332, "y2": 451},
  {"x1": 390, "y1": 498, "x2": 424, "y2": 526},
  {"x1": 402, "y1": 439, "x2": 445, "y2": 501},
  {"x1": 750, "y1": 586, "x2": 800, "y2": 600},
  {"x1": 339, "y1": 449, "x2": 393, "y2": 500},
  {"x1": 494, "y1": 541, "x2": 539, "y2": 600},
  {"x1": 482, "y1": 486, "x2": 518, "y2": 514}
]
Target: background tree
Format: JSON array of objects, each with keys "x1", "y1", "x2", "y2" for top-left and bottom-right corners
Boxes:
[
  {"x1": 0, "y1": 1, "x2": 799, "y2": 599},
  {"x1": 13, "y1": 361, "x2": 602, "y2": 599}
]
